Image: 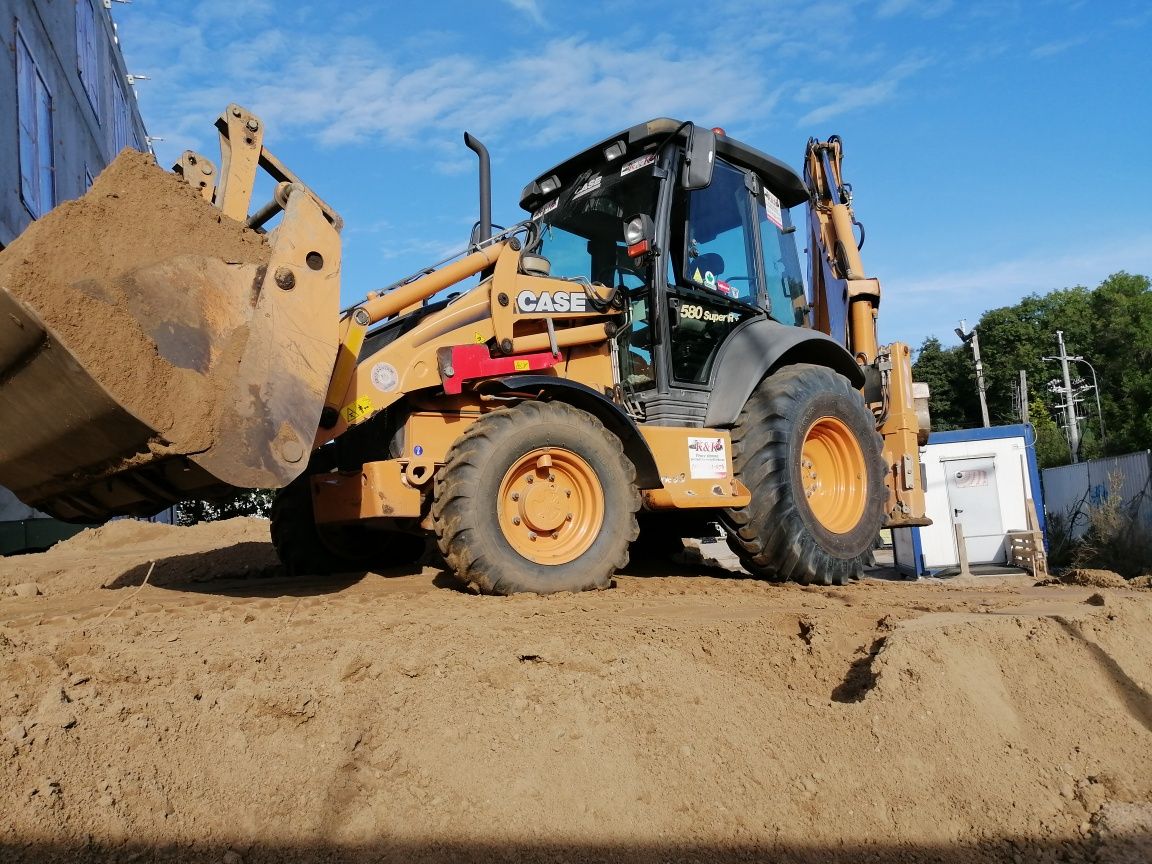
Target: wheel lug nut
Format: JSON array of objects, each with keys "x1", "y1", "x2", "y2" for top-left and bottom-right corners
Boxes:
[
  {"x1": 512, "y1": 516, "x2": 521, "y2": 525},
  {"x1": 548, "y1": 474, "x2": 555, "y2": 482},
  {"x1": 565, "y1": 490, "x2": 572, "y2": 497},
  {"x1": 565, "y1": 513, "x2": 573, "y2": 521},
  {"x1": 511, "y1": 492, "x2": 520, "y2": 501},
  {"x1": 526, "y1": 476, "x2": 534, "y2": 484},
  {"x1": 528, "y1": 532, "x2": 537, "y2": 541},
  {"x1": 552, "y1": 532, "x2": 560, "y2": 539}
]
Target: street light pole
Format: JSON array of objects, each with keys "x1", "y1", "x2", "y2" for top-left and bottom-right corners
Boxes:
[
  {"x1": 1070, "y1": 356, "x2": 1106, "y2": 445},
  {"x1": 955, "y1": 320, "x2": 990, "y2": 428}
]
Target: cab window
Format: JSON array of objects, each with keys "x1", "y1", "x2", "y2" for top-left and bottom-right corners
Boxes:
[
  {"x1": 617, "y1": 289, "x2": 655, "y2": 392},
  {"x1": 533, "y1": 165, "x2": 661, "y2": 394},
  {"x1": 757, "y1": 187, "x2": 805, "y2": 325},
  {"x1": 679, "y1": 160, "x2": 759, "y2": 303}
]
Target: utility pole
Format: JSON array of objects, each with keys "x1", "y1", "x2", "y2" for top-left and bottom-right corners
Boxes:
[
  {"x1": 1055, "y1": 330, "x2": 1080, "y2": 463},
  {"x1": 955, "y1": 320, "x2": 990, "y2": 428},
  {"x1": 1018, "y1": 370, "x2": 1029, "y2": 424}
]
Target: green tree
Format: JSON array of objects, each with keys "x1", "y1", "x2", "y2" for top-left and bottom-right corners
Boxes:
[
  {"x1": 912, "y1": 336, "x2": 977, "y2": 429},
  {"x1": 953, "y1": 272, "x2": 1150, "y2": 458},
  {"x1": 177, "y1": 489, "x2": 273, "y2": 526},
  {"x1": 975, "y1": 286, "x2": 1094, "y2": 426},
  {"x1": 1029, "y1": 398, "x2": 1070, "y2": 468},
  {"x1": 1087, "y1": 272, "x2": 1152, "y2": 455}
]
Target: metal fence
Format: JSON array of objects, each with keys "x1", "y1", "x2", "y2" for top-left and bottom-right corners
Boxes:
[{"x1": 1041, "y1": 451, "x2": 1152, "y2": 540}]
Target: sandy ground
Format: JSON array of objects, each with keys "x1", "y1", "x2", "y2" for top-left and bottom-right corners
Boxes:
[{"x1": 1, "y1": 519, "x2": 1151, "y2": 863}]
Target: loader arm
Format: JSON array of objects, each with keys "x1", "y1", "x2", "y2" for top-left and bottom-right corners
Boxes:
[{"x1": 804, "y1": 137, "x2": 930, "y2": 528}]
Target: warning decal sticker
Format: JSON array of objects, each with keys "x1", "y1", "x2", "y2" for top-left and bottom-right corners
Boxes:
[
  {"x1": 953, "y1": 469, "x2": 990, "y2": 488},
  {"x1": 763, "y1": 188, "x2": 783, "y2": 230},
  {"x1": 687, "y1": 436, "x2": 728, "y2": 479},
  {"x1": 533, "y1": 198, "x2": 559, "y2": 220},
  {"x1": 620, "y1": 153, "x2": 657, "y2": 177},
  {"x1": 342, "y1": 396, "x2": 374, "y2": 425}
]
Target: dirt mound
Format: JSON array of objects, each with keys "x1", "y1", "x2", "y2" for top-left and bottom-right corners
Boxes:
[
  {"x1": 52, "y1": 519, "x2": 180, "y2": 554},
  {"x1": 1, "y1": 527, "x2": 1150, "y2": 862},
  {"x1": 51, "y1": 516, "x2": 267, "y2": 557},
  {"x1": 0, "y1": 517, "x2": 274, "y2": 593},
  {"x1": 1047, "y1": 568, "x2": 1130, "y2": 589},
  {"x1": 0, "y1": 149, "x2": 269, "y2": 454},
  {"x1": 1130, "y1": 575, "x2": 1152, "y2": 590}
]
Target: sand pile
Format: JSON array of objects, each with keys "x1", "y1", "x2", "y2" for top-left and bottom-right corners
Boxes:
[
  {"x1": 51, "y1": 519, "x2": 181, "y2": 554},
  {"x1": 0, "y1": 517, "x2": 275, "y2": 593},
  {"x1": 1044, "y1": 569, "x2": 1132, "y2": 589},
  {"x1": 0, "y1": 150, "x2": 269, "y2": 452},
  {"x1": 0, "y1": 526, "x2": 1150, "y2": 862}
]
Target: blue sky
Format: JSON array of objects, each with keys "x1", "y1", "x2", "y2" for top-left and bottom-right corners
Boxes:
[{"x1": 114, "y1": 0, "x2": 1152, "y2": 349}]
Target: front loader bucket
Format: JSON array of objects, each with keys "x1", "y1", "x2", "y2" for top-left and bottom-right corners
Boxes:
[{"x1": 0, "y1": 151, "x2": 341, "y2": 521}]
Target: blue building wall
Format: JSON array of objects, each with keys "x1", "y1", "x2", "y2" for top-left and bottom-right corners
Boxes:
[
  {"x1": 0, "y1": 0, "x2": 148, "y2": 247},
  {"x1": 0, "y1": 0, "x2": 149, "y2": 542}
]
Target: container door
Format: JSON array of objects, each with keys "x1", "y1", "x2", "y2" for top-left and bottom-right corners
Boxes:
[{"x1": 943, "y1": 457, "x2": 1005, "y2": 564}]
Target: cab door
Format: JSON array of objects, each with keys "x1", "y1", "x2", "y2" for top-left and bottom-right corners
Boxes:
[{"x1": 663, "y1": 158, "x2": 764, "y2": 388}]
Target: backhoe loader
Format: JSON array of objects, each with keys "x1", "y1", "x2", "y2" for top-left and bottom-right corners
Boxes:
[{"x1": 0, "y1": 106, "x2": 929, "y2": 593}]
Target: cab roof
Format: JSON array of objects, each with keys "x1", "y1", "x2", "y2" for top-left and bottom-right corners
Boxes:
[{"x1": 519, "y1": 118, "x2": 810, "y2": 212}]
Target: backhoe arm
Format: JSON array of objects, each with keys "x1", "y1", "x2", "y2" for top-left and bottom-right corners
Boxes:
[
  {"x1": 804, "y1": 137, "x2": 930, "y2": 528},
  {"x1": 804, "y1": 136, "x2": 880, "y2": 362}
]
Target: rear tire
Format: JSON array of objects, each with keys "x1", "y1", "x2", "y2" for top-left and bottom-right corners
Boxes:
[
  {"x1": 723, "y1": 363, "x2": 887, "y2": 586},
  {"x1": 432, "y1": 401, "x2": 639, "y2": 595},
  {"x1": 270, "y1": 477, "x2": 424, "y2": 575}
]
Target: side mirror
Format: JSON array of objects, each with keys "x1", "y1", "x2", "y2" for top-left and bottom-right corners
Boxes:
[
  {"x1": 470, "y1": 220, "x2": 506, "y2": 249},
  {"x1": 468, "y1": 221, "x2": 486, "y2": 248},
  {"x1": 682, "y1": 125, "x2": 716, "y2": 191}
]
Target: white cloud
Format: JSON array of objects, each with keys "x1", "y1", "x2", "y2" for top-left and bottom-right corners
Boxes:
[
  {"x1": 1029, "y1": 37, "x2": 1088, "y2": 58},
  {"x1": 116, "y1": 0, "x2": 929, "y2": 174},
  {"x1": 880, "y1": 234, "x2": 1152, "y2": 344},
  {"x1": 501, "y1": 0, "x2": 545, "y2": 25},
  {"x1": 795, "y1": 57, "x2": 929, "y2": 125},
  {"x1": 892, "y1": 237, "x2": 1152, "y2": 299},
  {"x1": 123, "y1": 18, "x2": 781, "y2": 166},
  {"x1": 877, "y1": 0, "x2": 953, "y2": 18}
]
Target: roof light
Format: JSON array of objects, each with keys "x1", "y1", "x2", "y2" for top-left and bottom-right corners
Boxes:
[
  {"x1": 711, "y1": 127, "x2": 726, "y2": 137},
  {"x1": 538, "y1": 175, "x2": 560, "y2": 195},
  {"x1": 603, "y1": 140, "x2": 627, "y2": 162}
]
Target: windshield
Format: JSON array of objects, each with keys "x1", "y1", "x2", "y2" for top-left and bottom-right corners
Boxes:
[{"x1": 531, "y1": 155, "x2": 662, "y2": 289}]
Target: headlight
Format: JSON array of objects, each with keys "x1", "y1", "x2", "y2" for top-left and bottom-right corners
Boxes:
[{"x1": 624, "y1": 216, "x2": 646, "y2": 245}]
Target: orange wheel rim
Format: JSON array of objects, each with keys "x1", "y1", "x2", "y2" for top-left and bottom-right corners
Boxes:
[
  {"x1": 800, "y1": 416, "x2": 867, "y2": 534},
  {"x1": 497, "y1": 448, "x2": 604, "y2": 565}
]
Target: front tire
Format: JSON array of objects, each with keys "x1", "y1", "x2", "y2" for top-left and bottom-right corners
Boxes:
[
  {"x1": 723, "y1": 363, "x2": 887, "y2": 585},
  {"x1": 432, "y1": 401, "x2": 639, "y2": 595},
  {"x1": 270, "y1": 477, "x2": 425, "y2": 575}
]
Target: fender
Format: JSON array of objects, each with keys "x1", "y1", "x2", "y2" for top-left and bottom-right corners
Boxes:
[
  {"x1": 489, "y1": 375, "x2": 662, "y2": 489},
  {"x1": 704, "y1": 318, "x2": 864, "y2": 427}
]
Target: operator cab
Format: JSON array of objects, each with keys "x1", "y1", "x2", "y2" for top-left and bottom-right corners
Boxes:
[{"x1": 520, "y1": 119, "x2": 809, "y2": 423}]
